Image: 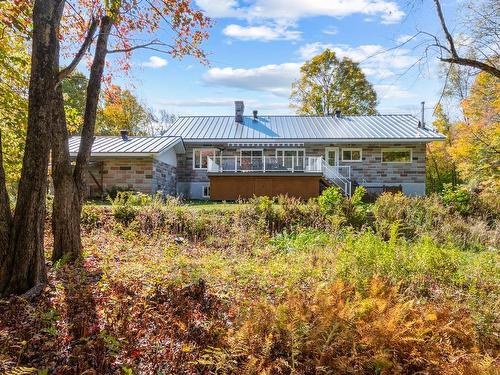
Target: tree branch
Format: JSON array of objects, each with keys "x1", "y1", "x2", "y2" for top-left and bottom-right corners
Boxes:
[
  {"x1": 441, "y1": 57, "x2": 500, "y2": 78},
  {"x1": 106, "y1": 40, "x2": 173, "y2": 54},
  {"x1": 433, "y1": 0, "x2": 500, "y2": 78},
  {"x1": 58, "y1": 18, "x2": 98, "y2": 82}
]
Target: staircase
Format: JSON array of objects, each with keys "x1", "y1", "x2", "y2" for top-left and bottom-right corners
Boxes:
[{"x1": 321, "y1": 160, "x2": 352, "y2": 196}]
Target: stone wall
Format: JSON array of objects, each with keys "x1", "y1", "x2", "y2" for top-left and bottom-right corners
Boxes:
[
  {"x1": 179, "y1": 142, "x2": 426, "y2": 185},
  {"x1": 152, "y1": 159, "x2": 177, "y2": 196},
  {"x1": 83, "y1": 157, "x2": 154, "y2": 197}
]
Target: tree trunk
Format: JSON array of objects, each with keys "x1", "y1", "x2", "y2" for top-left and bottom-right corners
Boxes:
[
  {"x1": 0, "y1": 0, "x2": 64, "y2": 297},
  {"x1": 51, "y1": 85, "x2": 81, "y2": 262},
  {"x1": 51, "y1": 16, "x2": 112, "y2": 262},
  {"x1": 0, "y1": 132, "x2": 11, "y2": 266}
]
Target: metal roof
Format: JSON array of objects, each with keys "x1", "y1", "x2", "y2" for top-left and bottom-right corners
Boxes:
[
  {"x1": 68, "y1": 136, "x2": 184, "y2": 155},
  {"x1": 163, "y1": 115, "x2": 445, "y2": 142}
]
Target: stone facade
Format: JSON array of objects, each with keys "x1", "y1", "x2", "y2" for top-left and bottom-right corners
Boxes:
[
  {"x1": 179, "y1": 142, "x2": 426, "y2": 184},
  {"x1": 83, "y1": 157, "x2": 168, "y2": 197},
  {"x1": 152, "y1": 159, "x2": 177, "y2": 196}
]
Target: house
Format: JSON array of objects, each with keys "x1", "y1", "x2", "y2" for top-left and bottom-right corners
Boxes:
[{"x1": 69, "y1": 101, "x2": 445, "y2": 200}]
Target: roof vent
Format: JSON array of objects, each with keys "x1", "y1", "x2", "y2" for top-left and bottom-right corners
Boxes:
[
  {"x1": 253, "y1": 110, "x2": 258, "y2": 120},
  {"x1": 235, "y1": 101, "x2": 244, "y2": 123},
  {"x1": 120, "y1": 130, "x2": 129, "y2": 140},
  {"x1": 335, "y1": 110, "x2": 342, "y2": 118}
]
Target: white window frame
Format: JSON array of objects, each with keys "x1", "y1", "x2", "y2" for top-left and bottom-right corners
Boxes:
[
  {"x1": 341, "y1": 148, "x2": 363, "y2": 162},
  {"x1": 275, "y1": 148, "x2": 306, "y2": 164},
  {"x1": 202, "y1": 185, "x2": 210, "y2": 198},
  {"x1": 239, "y1": 148, "x2": 263, "y2": 163},
  {"x1": 381, "y1": 148, "x2": 413, "y2": 164},
  {"x1": 324, "y1": 147, "x2": 340, "y2": 166},
  {"x1": 192, "y1": 148, "x2": 220, "y2": 170}
]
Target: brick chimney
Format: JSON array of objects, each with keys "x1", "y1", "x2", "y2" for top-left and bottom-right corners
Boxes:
[
  {"x1": 120, "y1": 130, "x2": 129, "y2": 140},
  {"x1": 235, "y1": 101, "x2": 244, "y2": 123}
]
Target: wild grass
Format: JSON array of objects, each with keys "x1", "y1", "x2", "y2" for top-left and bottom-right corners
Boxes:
[{"x1": 1, "y1": 191, "x2": 499, "y2": 373}]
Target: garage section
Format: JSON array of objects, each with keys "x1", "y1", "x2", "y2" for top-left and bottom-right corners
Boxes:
[{"x1": 208, "y1": 174, "x2": 323, "y2": 200}]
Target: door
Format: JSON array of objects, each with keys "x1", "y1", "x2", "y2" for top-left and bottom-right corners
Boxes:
[
  {"x1": 325, "y1": 147, "x2": 339, "y2": 166},
  {"x1": 240, "y1": 149, "x2": 263, "y2": 171}
]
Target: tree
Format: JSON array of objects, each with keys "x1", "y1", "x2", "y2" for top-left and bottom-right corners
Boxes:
[
  {"x1": 0, "y1": 0, "x2": 64, "y2": 297},
  {"x1": 0, "y1": 0, "x2": 211, "y2": 296},
  {"x1": 430, "y1": 0, "x2": 499, "y2": 78},
  {"x1": 0, "y1": 11, "x2": 30, "y2": 193},
  {"x1": 290, "y1": 49, "x2": 377, "y2": 116},
  {"x1": 96, "y1": 86, "x2": 152, "y2": 135},
  {"x1": 50, "y1": 1, "x2": 211, "y2": 263},
  {"x1": 62, "y1": 71, "x2": 89, "y2": 134},
  {"x1": 449, "y1": 72, "x2": 500, "y2": 185},
  {"x1": 426, "y1": 104, "x2": 458, "y2": 192}
]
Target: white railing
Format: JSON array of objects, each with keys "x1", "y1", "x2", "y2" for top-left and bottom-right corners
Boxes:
[
  {"x1": 207, "y1": 155, "x2": 352, "y2": 196},
  {"x1": 321, "y1": 160, "x2": 352, "y2": 196},
  {"x1": 208, "y1": 156, "x2": 323, "y2": 173}
]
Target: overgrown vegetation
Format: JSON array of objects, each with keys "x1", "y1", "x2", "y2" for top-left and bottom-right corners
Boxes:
[{"x1": 1, "y1": 190, "x2": 498, "y2": 373}]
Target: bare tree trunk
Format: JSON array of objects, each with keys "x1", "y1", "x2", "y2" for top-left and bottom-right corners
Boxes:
[
  {"x1": 51, "y1": 85, "x2": 81, "y2": 262},
  {"x1": 0, "y1": 132, "x2": 11, "y2": 266},
  {"x1": 0, "y1": 0, "x2": 64, "y2": 297},
  {"x1": 51, "y1": 16, "x2": 112, "y2": 262}
]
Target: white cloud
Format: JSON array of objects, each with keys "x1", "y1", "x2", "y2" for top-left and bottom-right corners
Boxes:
[
  {"x1": 142, "y1": 56, "x2": 168, "y2": 68},
  {"x1": 223, "y1": 24, "x2": 301, "y2": 41},
  {"x1": 374, "y1": 84, "x2": 413, "y2": 99},
  {"x1": 297, "y1": 42, "x2": 418, "y2": 79},
  {"x1": 159, "y1": 97, "x2": 291, "y2": 111},
  {"x1": 322, "y1": 26, "x2": 339, "y2": 35},
  {"x1": 196, "y1": 0, "x2": 405, "y2": 24},
  {"x1": 203, "y1": 63, "x2": 301, "y2": 96}
]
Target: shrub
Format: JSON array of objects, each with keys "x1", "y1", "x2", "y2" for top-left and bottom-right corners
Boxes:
[
  {"x1": 81, "y1": 204, "x2": 106, "y2": 229},
  {"x1": 440, "y1": 183, "x2": 474, "y2": 215},
  {"x1": 317, "y1": 186, "x2": 343, "y2": 216},
  {"x1": 109, "y1": 191, "x2": 152, "y2": 224}
]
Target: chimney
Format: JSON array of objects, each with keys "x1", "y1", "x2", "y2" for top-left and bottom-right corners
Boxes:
[
  {"x1": 120, "y1": 129, "x2": 129, "y2": 140},
  {"x1": 253, "y1": 110, "x2": 258, "y2": 120},
  {"x1": 335, "y1": 110, "x2": 342, "y2": 118},
  {"x1": 419, "y1": 101, "x2": 425, "y2": 128},
  {"x1": 235, "y1": 101, "x2": 244, "y2": 123}
]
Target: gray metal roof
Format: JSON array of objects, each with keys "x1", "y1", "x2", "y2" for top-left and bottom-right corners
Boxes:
[
  {"x1": 68, "y1": 136, "x2": 184, "y2": 155},
  {"x1": 163, "y1": 115, "x2": 445, "y2": 142}
]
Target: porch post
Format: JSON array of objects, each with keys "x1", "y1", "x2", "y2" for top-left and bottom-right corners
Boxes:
[
  {"x1": 263, "y1": 156, "x2": 266, "y2": 173},
  {"x1": 234, "y1": 155, "x2": 237, "y2": 172}
]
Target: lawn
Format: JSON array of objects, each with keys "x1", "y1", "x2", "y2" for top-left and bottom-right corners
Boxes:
[{"x1": 0, "y1": 192, "x2": 498, "y2": 374}]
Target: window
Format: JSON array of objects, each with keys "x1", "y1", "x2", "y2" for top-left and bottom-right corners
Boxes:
[
  {"x1": 202, "y1": 185, "x2": 210, "y2": 198},
  {"x1": 381, "y1": 148, "x2": 412, "y2": 163},
  {"x1": 240, "y1": 149, "x2": 263, "y2": 170},
  {"x1": 342, "y1": 148, "x2": 362, "y2": 162},
  {"x1": 276, "y1": 149, "x2": 305, "y2": 169},
  {"x1": 193, "y1": 148, "x2": 221, "y2": 169}
]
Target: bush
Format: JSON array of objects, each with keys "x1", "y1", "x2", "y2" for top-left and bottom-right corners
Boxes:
[
  {"x1": 440, "y1": 183, "x2": 474, "y2": 215},
  {"x1": 81, "y1": 204, "x2": 106, "y2": 229},
  {"x1": 317, "y1": 186, "x2": 343, "y2": 215},
  {"x1": 109, "y1": 191, "x2": 153, "y2": 224}
]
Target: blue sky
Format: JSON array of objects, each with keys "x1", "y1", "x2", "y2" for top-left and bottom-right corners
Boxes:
[{"x1": 114, "y1": 0, "x2": 461, "y2": 120}]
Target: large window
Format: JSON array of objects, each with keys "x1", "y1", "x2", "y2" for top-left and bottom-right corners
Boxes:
[
  {"x1": 193, "y1": 148, "x2": 221, "y2": 169},
  {"x1": 381, "y1": 148, "x2": 412, "y2": 163},
  {"x1": 342, "y1": 148, "x2": 362, "y2": 162},
  {"x1": 276, "y1": 149, "x2": 305, "y2": 169},
  {"x1": 240, "y1": 149, "x2": 263, "y2": 170}
]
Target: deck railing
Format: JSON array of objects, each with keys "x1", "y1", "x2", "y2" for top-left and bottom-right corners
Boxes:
[
  {"x1": 207, "y1": 155, "x2": 324, "y2": 173},
  {"x1": 207, "y1": 155, "x2": 352, "y2": 196}
]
